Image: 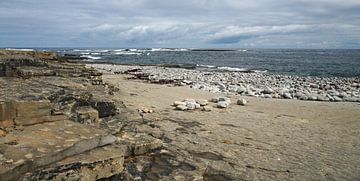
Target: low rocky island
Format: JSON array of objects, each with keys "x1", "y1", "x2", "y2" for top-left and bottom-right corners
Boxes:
[{"x1": 1, "y1": 50, "x2": 360, "y2": 180}]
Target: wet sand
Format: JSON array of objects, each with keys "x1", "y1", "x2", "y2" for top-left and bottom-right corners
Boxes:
[{"x1": 101, "y1": 73, "x2": 360, "y2": 180}]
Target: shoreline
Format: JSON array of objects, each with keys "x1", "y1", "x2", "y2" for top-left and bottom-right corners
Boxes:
[
  {"x1": 88, "y1": 63, "x2": 360, "y2": 103},
  {"x1": 99, "y1": 71, "x2": 360, "y2": 180}
]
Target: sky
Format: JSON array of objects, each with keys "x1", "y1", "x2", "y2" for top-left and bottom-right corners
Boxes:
[{"x1": 0, "y1": 0, "x2": 360, "y2": 48}]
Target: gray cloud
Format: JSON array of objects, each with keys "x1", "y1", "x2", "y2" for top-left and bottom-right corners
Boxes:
[{"x1": 0, "y1": 0, "x2": 359, "y2": 48}]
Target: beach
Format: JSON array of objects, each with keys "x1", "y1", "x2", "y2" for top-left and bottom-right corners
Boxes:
[
  {"x1": 92, "y1": 64, "x2": 360, "y2": 180},
  {"x1": 0, "y1": 50, "x2": 359, "y2": 180}
]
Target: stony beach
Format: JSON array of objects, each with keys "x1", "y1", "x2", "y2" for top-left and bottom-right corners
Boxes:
[
  {"x1": 1, "y1": 50, "x2": 360, "y2": 180},
  {"x1": 89, "y1": 64, "x2": 360, "y2": 102}
]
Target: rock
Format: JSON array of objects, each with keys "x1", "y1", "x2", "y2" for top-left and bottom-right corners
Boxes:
[
  {"x1": 217, "y1": 101, "x2": 229, "y2": 108},
  {"x1": 119, "y1": 133, "x2": 163, "y2": 156},
  {"x1": 299, "y1": 95, "x2": 308, "y2": 100},
  {"x1": 237, "y1": 87, "x2": 247, "y2": 94},
  {"x1": 333, "y1": 96, "x2": 343, "y2": 102},
  {"x1": 317, "y1": 95, "x2": 329, "y2": 101},
  {"x1": 0, "y1": 121, "x2": 117, "y2": 181},
  {"x1": 228, "y1": 85, "x2": 238, "y2": 93},
  {"x1": 195, "y1": 103, "x2": 201, "y2": 109},
  {"x1": 74, "y1": 106, "x2": 99, "y2": 126},
  {"x1": 175, "y1": 105, "x2": 187, "y2": 111},
  {"x1": 237, "y1": 99, "x2": 247, "y2": 106},
  {"x1": 210, "y1": 97, "x2": 220, "y2": 103},
  {"x1": 343, "y1": 97, "x2": 358, "y2": 102},
  {"x1": 24, "y1": 146, "x2": 125, "y2": 181},
  {"x1": 247, "y1": 91, "x2": 256, "y2": 96},
  {"x1": 196, "y1": 99, "x2": 208, "y2": 106},
  {"x1": 202, "y1": 106, "x2": 212, "y2": 112},
  {"x1": 0, "y1": 129, "x2": 6, "y2": 137},
  {"x1": 90, "y1": 99, "x2": 117, "y2": 118},
  {"x1": 139, "y1": 107, "x2": 153, "y2": 113},
  {"x1": 186, "y1": 102, "x2": 196, "y2": 110},
  {"x1": 308, "y1": 95, "x2": 318, "y2": 101},
  {"x1": 173, "y1": 101, "x2": 186, "y2": 106},
  {"x1": 328, "y1": 90, "x2": 340, "y2": 96},
  {"x1": 263, "y1": 87, "x2": 273, "y2": 94},
  {"x1": 219, "y1": 97, "x2": 231, "y2": 104},
  {"x1": 264, "y1": 94, "x2": 272, "y2": 98},
  {"x1": 339, "y1": 92, "x2": 348, "y2": 98},
  {"x1": 183, "y1": 98, "x2": 196, "y2": 103},
  {"x1": 283, "y1": 93, "x2": 292, "y2": 99}
]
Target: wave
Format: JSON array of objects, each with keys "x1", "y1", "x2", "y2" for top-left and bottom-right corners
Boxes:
[
  {"x1": 217, "y1": 66, "x2": 249, "y2": 72},
  {"x1": 114, "y1": 52, "x2": 142, "y2": 55},
  {"x1": 72, "y1": 49, "x2": 92, "y2": 52},
  {"x1": 80, "y1": 55, "x2": 102, "y2": 60},
  {"x1": 197, "y1": 64, "x2": 216, "y2": 68},
  {"x1": 5, "y1": 48, "x2": 34, "y2": 51},
  {"x1": 150, "y1": 48, "x2": 188, "y2": 52},
  {"x1": 196, "y1": 64, "x2": 266, "y2": 73}
]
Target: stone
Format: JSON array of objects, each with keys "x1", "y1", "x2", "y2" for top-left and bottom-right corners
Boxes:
[
  {"x1": 24, "y1": 146, "x2": 125, "y2": 181},
  {"x1": 339, "y1": 92, "x2": 348, "y2": 98},
  {"x1": 186, "y1": 102, "x2": 196, "y2": 110},
  {"x1": 264, "y1": 94, "x2": 272, "y2": 98},
  {"x1": 219, "y1": 97, "x2": 231, "y2": 104},
  {"x1": 333, "y1": 96, "x2": 343, "y2": 102},
  {"x1": 0, "y1": 120, "x2": 117, "y2": 181},
  {"x1": 90, "y1": 98, "x2": 117, "y2": 118},
  {"x1": 196, "y1": 99, "x2": 208, "y2": 106},
  {"x1": 237, "y1": 87, "x2": 247, "y2": 94},
  {"x1": 217, "y1": 101, "x2": 229, "y2": 108},
  {"x1": 247, "y1": 91, "x2": 256, "y2": 96},
  {"x1": 210, "y1": 97, "x2": 220, "y2": 103},
  {"x1": 263, "y1": 87, "x2": 273, "y2": 94},
  {"x1": 299, "y1": 95, "x2": 308, "y2": 100},
  {"x1": 183, "y1": 98, "x2": 196, "y2": 104},
  {"x1": 75, "y1": 106, "x2": 99, "y2": 126},
  {"x1": 139, "y1": 107, "x2": 153, "y2": 113},
  {"x1": 119, "y1": 133, "x2": 163, "y2": 156},
  {"x1": 173, "y1": 101, "x2": 186, "y2": 106},
  {"x1": 202, "y1": 106, "x2": 212, "y2": 112},
  {"x1": 195, "y1": 103, "x2": 201, "y2": 109},
  {"x1": 0, "y1": 129, "x2": 6, "y2": 137},
  {"x1": 317, "y1": 95, "x2": 329, "y2": 101},
  {"x1": 237, "y1": 99, "x2": 247, "y2": 106},
  {"x1": 283, "y1": 93, "x2": 292, "y2": 99},
  {"x1": 175, "y1": 105, "x2": 187, "y2": 111}
]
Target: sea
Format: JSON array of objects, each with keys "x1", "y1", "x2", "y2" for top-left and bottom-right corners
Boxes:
[{"x1": 6, "y1": 48, "x2": 360, "y2": 77}]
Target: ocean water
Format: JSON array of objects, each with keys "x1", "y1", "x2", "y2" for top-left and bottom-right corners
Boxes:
[{"x1": 27, "y1": 48, "x2": 360, "y2": 77}]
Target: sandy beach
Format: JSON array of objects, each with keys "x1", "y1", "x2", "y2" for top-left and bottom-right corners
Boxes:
[{"x1": 97, "y1": 70, "x2": 360, "y2": 180}]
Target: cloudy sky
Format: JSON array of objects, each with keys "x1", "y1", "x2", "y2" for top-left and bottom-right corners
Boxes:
[{"x1": 0, "y1": 0, "x2": 360, "y2": 48}]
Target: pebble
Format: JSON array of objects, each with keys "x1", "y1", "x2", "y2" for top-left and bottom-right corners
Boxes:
[
  {"x1": 186, "y1": 102, "x2": 196, "y2": 110},
  {"x1": 217, "y1": 101, "x2": 229, "y2": 108},
  {"x1": 264, "y1": 94, "x2": 272, "y2": 98},
  {"x1": 196, "y1": 99, "x2": 208, "y2": 106},
  {"x1": 202, "y1": 106, "x2": 212, "y2": 112},
  {"x1": 173, "y1": 101, "x2": 186, "y2": 106},
  {"x1": 90, "y1": 64, "x2": 360, "y2": 102},
  {"x1": 237, "y1": 98, "x2": 247, "y2": 106},
  {"x1": 283, "y1": 93, "x2": 292, "y2": 99},
  {"x1": 176, "y1": 105, "x2": 187, "y2": 111}
]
